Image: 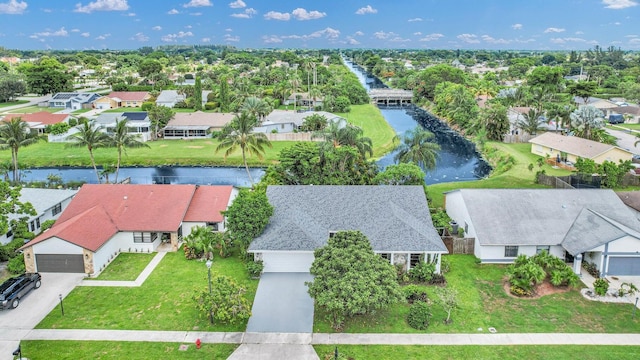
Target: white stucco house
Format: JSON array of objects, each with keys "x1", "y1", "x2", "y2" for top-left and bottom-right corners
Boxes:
[
  {"x1": 445, "y1": 189, "x2": 640, "y2": 276},
  {"x1": 248, "y1": 185, "x2": 448, "y2": 273},
  {"x1": 253, "y1": 110, "x2": 347, "y2": 134},
  {"x1": 20, "y1": 184, "x2": 237, "y2": 275},
  {"x1": 1, "y1": 188, "x2": 77, "y2": 245}
]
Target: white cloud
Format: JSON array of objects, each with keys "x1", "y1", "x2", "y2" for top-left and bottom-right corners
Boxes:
[
  {"x1": 231, "y1": 7, "x2": 256, "y2": 18},
  {"x1": 71, "y1": 28, "x2": 80, "y2": 32},
  {"x1": 413, "y1": 32, "x2": 422, "y2": 36},
  {"x1": 131, "y1": 32, "x2": 148, "y2": 42},
  {"x1": 550, "y1": 37, "x2": 586, "y2": 44},
  {"x1": 161, "y1": 31, "x2": 193, "y2": 42},
  {"x1": 189, "y1": 12, "x2": 202, "y2": 15},
  {"x1": 152, "y1": 26, "x2": 162, "y2": 31},
  {"x1": 354, "y1": 31, "x2": 364, "y2": 36},
  {"x1": 167, "y1": 8, "x2": 179, "y2": 14},
  {"x1": 32, "y1": 27, "x2": 69, "y2": 38},
  {"x1": 544, "y1": 27, "x2": 565, "y2": 33},
  {"x1": 408, "y1": 18, "x2": 422, "y2": 22},
  {"x1": 95, "y1": 33, "x2": 111, "y2": 40},
  {"x1": 346, "y1": 36, "x2": 360, "y2": 45},
  {"x1": 419, "y1": 33, "x2": 444, "y2": 42},
  {"x1": 224, "y1": 34, "x2": 240, "y2": 42},
  {"x1": 630, "y1": 38, "x2": 640, "y2": 43},
  {"x1": 292, "y1": 8, "x2": 326, "y2": 20},
  {"x1": 263, "y1": 35, "x2": 283, "y2": 44},
  {"x1": 74, "y1": 0, "x2": 129, "y2": 13},
  {"x1": 125, "y1": 12, "x2": 135, "y2": 16},
  {"x1": 576, "y1": 31, "x2": 584, "y2": 34},
  {"x1": 264, "y1": 11, "x2": 290, "y2": 20},
  {"x1": 512, "y1": 23, "x2": 523, "y2": 30},
  {"x1": 0, "y1": 0, "x2": 27, "y2": 14},
  {"x1": 81, "y1": 32, "x2": 90, "y2": 37},
  {"x1": 481, "y1": 35, "x2": 511, "y2": 44},
  {"x1": 373, "y1": 31, "x2": 397, "y2": 40},
  {"x1": 229, "y1": 0, "x2": 245, "y2": 8},
  {"x1": 225, "y1": 28, "x2": 233, "y2": 32},
  {"x1": 602, "y1": 0, "x2": 638, "y2": 9},
  {"x1": 183, "y1": 0, "x2": 211, "y2": 8},
  {"x1": 201, "y1": 37, "x2": 211, "y2": 42},
  {"x1": 355, "y1": 5, "x2": 377, "y2": 15},
  {"x1": 185, "y1": 25, "x2": 192, "y2": 29},
  {"x1": 281, "y1": 27, "x2": 340, "y2": 41},
  {"x1": 457, "y1": 33, "x2": 480, "y2": 43}
]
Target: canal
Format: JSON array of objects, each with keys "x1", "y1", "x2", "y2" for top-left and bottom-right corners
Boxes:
[{"x1": 344, "y1": 59, "x2": 490, "y2": 184}]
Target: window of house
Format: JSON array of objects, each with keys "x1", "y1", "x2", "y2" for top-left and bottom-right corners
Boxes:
[
  {"x1": 410, "y1": 253, "x2": 422, "y2": 268},
  {"x1": 536, "y1": 246, "x2": 550, "y2": 255},
  {"x1": 52, "y1": 203, "x2": 62, "y2": 216},
  {"x1": 329, "y1": 231, "x2": 338, "y2": 238},
  {"x1": 30, "y1": 221, "x2": 35, "y2": 232},
  {"x1": 36, "y1": 218, "x2": 40, "y2": 228},
  {"x1": 379, "y1": 253, "x2": 391, "y2": 262},
  {"x1": 6, "y1": 229, "x2": 12, "y2": 238},
  {"x1": 505, "y1": 246, "x2": 519, "y2": 257},
  {"x1": 133, "y1": 232, "x2": 157, "y2": 243},
  {"x1": 207, "y1": 222, "x2": 219, "y2": 231}
]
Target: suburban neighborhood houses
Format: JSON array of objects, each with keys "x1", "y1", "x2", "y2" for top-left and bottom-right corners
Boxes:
[{"x1": 2, "y1": 31, "x2": 640, "y2": 360}]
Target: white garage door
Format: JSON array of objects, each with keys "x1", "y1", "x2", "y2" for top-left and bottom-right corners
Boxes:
[{"x1": 262, "y1": 252, "x2": 314, "y2": 273}]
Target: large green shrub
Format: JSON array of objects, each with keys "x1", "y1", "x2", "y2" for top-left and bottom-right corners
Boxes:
[
  {"x1": 7, "y1": 255, "x2": 25, "y2": 274},
  {"x1": 407, "y1": 301, "x2": 431, "y2": 330},
  {"x1": 408, "y1": 261, "x2": 436, "y2": 283}
]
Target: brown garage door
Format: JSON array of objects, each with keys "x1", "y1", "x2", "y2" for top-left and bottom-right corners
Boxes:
[{"x1": 36, "y1": 254, "x2": 85, "y2": 273}]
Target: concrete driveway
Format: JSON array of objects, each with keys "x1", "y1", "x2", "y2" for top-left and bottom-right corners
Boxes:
[
  {"x1": 605, "y1": 126, "x2": 640, "y2": 155},
  {"x1": 246, "y1": 273, "x2": 315, "y2": 333},
  {"x1": 0, "y1": 272, "x2": 84, "y2": 360}
]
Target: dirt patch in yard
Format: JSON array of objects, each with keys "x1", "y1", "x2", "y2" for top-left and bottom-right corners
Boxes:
[
  {"x1": 503, "y1": 280, "x2": 572, "y2": 299},
  {"x1": 186, "y1": 146, "x2": 204, "y2": 149}
]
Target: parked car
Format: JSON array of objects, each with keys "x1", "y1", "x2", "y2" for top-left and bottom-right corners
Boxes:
[
  {"x1": 608, "y1": 114, "x2": 624, "y2": 124},
  {"x1": 0, "y1": 273, "x2": 41, "y2": 310}
]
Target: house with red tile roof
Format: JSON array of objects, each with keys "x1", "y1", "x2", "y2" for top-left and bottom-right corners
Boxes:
[
  {"x1": 20, "y1": 184, "x2": 237, "y2": 275},
  {"x1": 2, "y1": 112, "x2": 71, "y2": 134},
  {"x1": 94, "y1": 91, "x2": 151, "y2": 109}
]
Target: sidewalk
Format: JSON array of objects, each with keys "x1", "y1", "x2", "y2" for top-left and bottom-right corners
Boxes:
[{"x1": 20, "y1": 329, "x2": 640, "y2": 346}]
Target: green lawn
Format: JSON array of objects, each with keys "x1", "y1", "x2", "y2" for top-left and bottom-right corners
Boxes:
[
  {"x1": 86, "y1": 253, "x2": 156, "y2": 281},
  {"x1": 610, "y1": 123, "x2": 640, "y2": 131},
  {"x1": 1, "y1": 105, "x2": 60, "y2": 114},
  {"x1": 0, "y1": 104, "x2": 396, "y2": 168},
  {"x1": 0, "y1": 100, "x2": 29, "y2": 108},
  {"x1": 37, "y1": 250, "x2": 258, "y2": 331},
  {"x1": 20, "y1": 341, "x2": 237, "y2": 360},
  {"x1": 314, "y1": 345, "x2": 640, "y2": 360},
  {"x1": 313, "y1": 255, "x2": 640, "y2": 334},
  {"x1": 427, "y1": 141, "x2": 572, "y2": 208},
  {"x1": 72, "y1": 108, "x2": 92, "y2": 115},
  {"x1": 339, "y1": 104, "x2": 397, "y2": 159}
]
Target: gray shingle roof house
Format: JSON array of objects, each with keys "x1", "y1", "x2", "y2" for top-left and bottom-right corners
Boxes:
[
  {"x1": 49, "y1": 92, "x2": 101, "y2": 110},
  {"x1": 249, "y1": 185, "x2": 447, "y2": 273},
  {"x1": 445, "y1": 189, "x2": 640, "y2": 276}
]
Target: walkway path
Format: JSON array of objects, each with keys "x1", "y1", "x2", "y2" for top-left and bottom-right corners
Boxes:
[{"x1": 79, "y1": 252, "x2": 166, "y2": 287}]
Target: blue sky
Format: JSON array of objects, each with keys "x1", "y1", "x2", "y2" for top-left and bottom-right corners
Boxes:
[{"x1": 0, "y1": 0, "x2": 639, "y2": 50}]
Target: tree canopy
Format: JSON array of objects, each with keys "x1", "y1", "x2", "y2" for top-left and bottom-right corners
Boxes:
[{"x1": 307, "y1": 230, "x2": 402, "y2": 331}]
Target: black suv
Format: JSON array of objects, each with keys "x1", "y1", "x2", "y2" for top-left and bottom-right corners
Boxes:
[{"x1": 0, "y1": 273, "x2": 41, "y2": 310}]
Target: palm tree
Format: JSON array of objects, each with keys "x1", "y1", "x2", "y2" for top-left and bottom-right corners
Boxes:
[
  {"x1": 517, "y1": 109, "x2": 547, "y2": 136},
  {"x1": 215, "y1": 112, "x2": 272, "y2": 185},
  {"x1": 0, "y1": 118, "x2": 42, "y2": 183},
  {"x1": 240, "y1": 97, "x2": 272, "y2": 123},
  {"x1": 313, "y1": 122, "x2": 373, "y2": 159},
  {"x1": 109, "y1": 118, "x2": 150, "y2": 183},
  {"x1": 394, "y1": 126, "x2": 441, "y2": 170},
  {"x1": 65, "y1": 121, "x2": 110, "y2": 183}
]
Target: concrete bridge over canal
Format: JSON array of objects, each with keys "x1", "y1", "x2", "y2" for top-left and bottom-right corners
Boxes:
[{"x1": 369, "y1": 89, "x2": 413, "y2": 106}]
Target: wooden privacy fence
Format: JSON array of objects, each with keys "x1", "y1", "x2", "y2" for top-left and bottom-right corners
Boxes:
[{"x1": 442, "y1": 236, "x2": 475, "y2": 255}]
